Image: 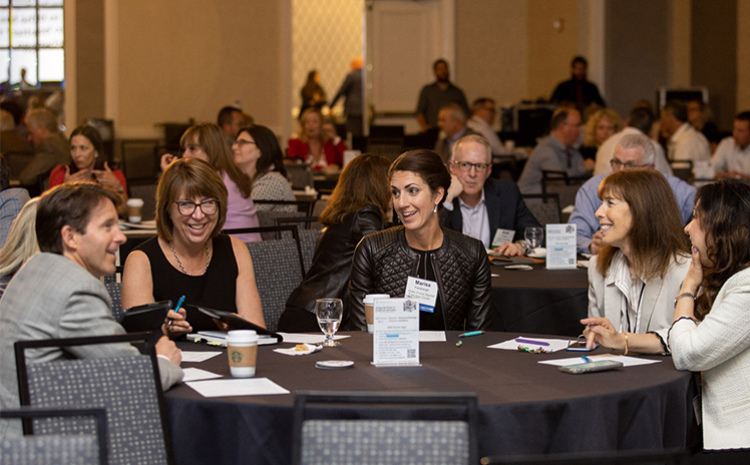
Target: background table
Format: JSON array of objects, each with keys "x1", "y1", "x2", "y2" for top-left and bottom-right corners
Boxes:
[
  {"x1": 166, "y1": 331, "x2": 695, "y2": 465},
  {"x1": 490, "y1": 263, "x2": 589, "y2": 336}
]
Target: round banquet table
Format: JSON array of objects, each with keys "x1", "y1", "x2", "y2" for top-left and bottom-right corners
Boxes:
[
  {"x1": 490, "y1": 263, "x2": 589, "y2": 337},
  {"x1": 165, "y1": 331, "x2": 695, "y2": 465}
]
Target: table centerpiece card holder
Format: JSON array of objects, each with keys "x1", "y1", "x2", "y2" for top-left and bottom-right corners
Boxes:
[
  {"x1": 545, "y1": 224, "x2": 577, "y2": 270},
  {"x1": 372, "y1": 298, "x2": 420, "y2": 367}
]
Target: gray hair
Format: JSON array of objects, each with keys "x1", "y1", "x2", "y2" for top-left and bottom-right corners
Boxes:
[
  {"x1": 440, "y1": 103, "x2": 467, "y2": 123},
  {"x1": 617, "y1": 133, "x2": 655, "y2": 166},
  {"x1": 451, "y1": 134, "x2": 492, "y2": 164}
]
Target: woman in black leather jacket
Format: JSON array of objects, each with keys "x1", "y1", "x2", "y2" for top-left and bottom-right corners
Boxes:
[
  {"x1": 279, "y1": 154, "x2": 392, "y2": 332},
  {"x1": 348, "y1": 149, "x2": 492, "y2": 331}
]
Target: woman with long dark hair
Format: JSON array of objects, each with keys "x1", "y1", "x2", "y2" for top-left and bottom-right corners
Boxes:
[
  {"x1": 279, "y1": 154, "x2": 392, "y2": 332},
  {"x1": 669, "y1": 179, "x2": 750, "y2": 458}
]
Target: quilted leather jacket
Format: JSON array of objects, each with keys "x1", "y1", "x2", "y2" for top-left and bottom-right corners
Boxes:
[{"x1": 347, "y1": 226, "x2": 492, "y2": 331}]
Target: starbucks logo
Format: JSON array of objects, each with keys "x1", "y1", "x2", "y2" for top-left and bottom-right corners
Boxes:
[{"x1": 231, "y1": 351, "x2": 243, "y2": 363}]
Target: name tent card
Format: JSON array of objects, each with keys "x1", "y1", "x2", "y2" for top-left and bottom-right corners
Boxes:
[
  {"x1": 545, "y1": 224, "x2": 577, "y2": 270},
  {"x1": 372, "y1": 298, "x2": 420, "y2": 367}
]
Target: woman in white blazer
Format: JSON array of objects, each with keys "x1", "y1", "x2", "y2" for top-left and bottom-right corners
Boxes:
[
  {"x1": 581, "y1": 169, "x2": 690, "y2": 353},
  {"x1": 670, "y1": 179, "x2": 750, "y2": 457}
]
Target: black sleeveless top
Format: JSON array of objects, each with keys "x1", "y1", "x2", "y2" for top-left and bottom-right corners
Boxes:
[{"x1": 137, "y1": 234, "x2": 238, "y2": 330}]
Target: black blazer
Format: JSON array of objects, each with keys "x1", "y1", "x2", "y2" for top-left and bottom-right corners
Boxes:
[{"x1": 441, "y1": 178, "x2": 541, "y2": 243}]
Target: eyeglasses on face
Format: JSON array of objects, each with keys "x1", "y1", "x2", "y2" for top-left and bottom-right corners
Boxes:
[
  {"x1": 234, "y1": 139, "x2": 256, "y2": 148},
  {"x1": 610, "y1": 158, "x2": 647, "y2": 170},
  {"x1": 452, "y1": 161, "x2": 490, "y2": 172},
  {"x1": 174, "y1": 199, "x2": 219, "y2": 216}
]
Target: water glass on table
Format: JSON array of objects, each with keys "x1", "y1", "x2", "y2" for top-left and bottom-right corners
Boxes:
[
  {"x1": 315, "y1": 298, "x2": 343, "y2": 347},
  {"x1": 524, "y1": 226, "x2": 544, "y2": 250}
]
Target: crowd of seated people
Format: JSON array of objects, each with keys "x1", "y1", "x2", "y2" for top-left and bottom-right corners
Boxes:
[{"x1": 2, "y1": 56, "x2": 750, "y2": 460}]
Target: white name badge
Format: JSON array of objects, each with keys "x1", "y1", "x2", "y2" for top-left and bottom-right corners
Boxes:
[
  {"x1": 546, "y1": 224, "x2": 577, "y2": 270},
  {"x1": 373, "y1": 298, "x2": 420, "y2": 367},
  {"x1": 492, "y1": 228, "x2": 516, "y2": 247},
  {"x1": 405, "y1": 276, "x2": 439, "y2": 313}
]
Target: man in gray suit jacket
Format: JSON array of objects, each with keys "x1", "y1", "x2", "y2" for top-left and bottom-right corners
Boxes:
[{"x1": 0, "y1": 182, "x2": 183, "y2": 438}]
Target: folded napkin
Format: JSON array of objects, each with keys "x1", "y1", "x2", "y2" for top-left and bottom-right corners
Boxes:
[{"x1": 273, "y1": 344, "x2": 323, "y2": 356}]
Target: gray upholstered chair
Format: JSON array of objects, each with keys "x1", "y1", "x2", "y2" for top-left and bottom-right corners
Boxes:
[
  {"x1": 480, "y1": 448, "x2": 689, "y2": 465},
  {"x1": 14, "y1": 333, "x2": 173, "y2": 465},
  {"x1": 0, "y1": 407, "x2": 108, "y2": 465},
  {"x1": 224, "y1": 225, "x2": 305, "y2": 331},
  {"x1": 523, "y1": 193, "x2": 561, "y2": 227},
  {"x1": 292, "y1": 391, "x2": 479, "y2": 465},
  {"x1": 103, "y1": 280, "x2": 123, "y2": 322},
  {"x1": 275, "y1": 217, "x2": 324, "y2": 274}
]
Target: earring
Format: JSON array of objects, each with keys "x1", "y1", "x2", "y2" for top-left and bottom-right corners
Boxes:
[{"x1": 433, "y1": 204, "x2": 438, "y2": 213}]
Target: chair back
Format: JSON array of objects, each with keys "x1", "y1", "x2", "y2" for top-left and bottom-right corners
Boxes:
[
  {"x1": 236, "y1": 225, "x2": 305, "y2": 331},
  {"x1": 286, "y1": 163, "x2": 315, "y2": 190},
  {"x1": 254, "y1": 199, "x2": 316, "y2": 216},
  {"x1": 103, "y1": 280, "x2": 123, "y2": 322},
  {"x1": 522, "y1": 193, "x2": 561, "y2": 226},
  {"x1": 541, "y1": 170, "x2": 588, "y2": 210},
  {"x1": 14, "y1": 333, "x2": 173, "y2": 465},
  {"x1": 0, "y1": 407, "x2": 108, "y2": 465},
  {"x1": 292, "y1": 391, "x2": 479, "y2": 465},
  {"x1": 668, "y1": 160, "x2": 694, "y2": 183},
  {"x1": 256, "y1": 210, "x2": 306, "y2": 239},
  {"x1": 275, "y1": 217, "x2": 323, "y2": 274}
]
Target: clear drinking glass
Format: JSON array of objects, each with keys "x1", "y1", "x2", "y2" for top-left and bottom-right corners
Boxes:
[
  {"x1": 524, "y1": 227, "x2": 544, "y2": 250},
  {"x1": 315, "y1": 298, "x2": 343, "y2": 347}
]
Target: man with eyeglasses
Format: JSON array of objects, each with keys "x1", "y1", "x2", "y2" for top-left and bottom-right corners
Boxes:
[
  {"x1": 568, "y1": 133, "x2": 695, "y2": 254},
  {"x1": 441, "y1": 135, "x2": 541, "y2": 256},
  {"x1": 517, "y1": 107, "x2": 594, "y2": 195}
]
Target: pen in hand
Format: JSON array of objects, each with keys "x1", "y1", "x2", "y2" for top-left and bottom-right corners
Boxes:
[{"x1": 169, "y1": 295, "x2": 186, "y2": 328}]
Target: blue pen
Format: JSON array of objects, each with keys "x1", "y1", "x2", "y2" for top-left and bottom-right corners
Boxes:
[
  {"x1": 581, "y1": 355, "x2": 592, "y2": 363},
  {"x1": 174, "y1": 295, "x2": 186, "y2": 313},
  {"x1": 168, "y1": 295, "x2": 186, "y2": 328},
  {"x1": 459, "y1": 331, "x2": 484, "y2": 338}
]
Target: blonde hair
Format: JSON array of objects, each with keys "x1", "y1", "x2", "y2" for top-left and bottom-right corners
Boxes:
[
  {"x1": 583, "y1": 108, "x2": 623, "y2": 147},
  {"x1": 297, "y1": 108, "x2": 329, "y2": 144},
  {"x1": 0, "y1": 198, "x2": 41, "y2": 278}
]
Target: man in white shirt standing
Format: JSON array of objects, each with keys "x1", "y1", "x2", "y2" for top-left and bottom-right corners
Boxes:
[
  {"x1": 661, "y1": 100, "x2": 711, "y2": 163},
  {"x1": 712, "y1": 111, "x2": 750, "y2": 181},
  {"x1": 466, "y1": 98, "x2": 511, "y2": 157}
]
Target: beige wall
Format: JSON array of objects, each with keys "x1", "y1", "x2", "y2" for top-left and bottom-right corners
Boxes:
[
  {"x1": 112, "y1": 0, "x2": 284, "y2": 137},
  {"x1": 668, "y1": 0, "x2": 691, "y2": 87},
  {"x1": 455, "y1": 0, "x2": 527, "y2": 108}
]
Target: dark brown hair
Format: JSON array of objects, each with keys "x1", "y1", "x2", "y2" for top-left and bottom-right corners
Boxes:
[
  {"x1": 155, "y1": 158, "x2": 228, "y2": 243},
  {"x1": 389, "y1": 149, "x2": 451, "y2": 208},
  {"x1": 596, "y1": 170, "x2": 689, "y2": 280},
  {"x1": 69, "y1": 125, "x2": 106, "y2": 173},
  {"x1": 37, "y1": 182, "x2": 121, "y2": 255},
  {"x1": 319, "y1": 154, "x2": 391, "y2": 226},
  {"x1": 693, "y1": 179, "x2": 750, "y2": 320},
  {"x1": 180, "y1": 123, "x2": 252, "y2": 198}
]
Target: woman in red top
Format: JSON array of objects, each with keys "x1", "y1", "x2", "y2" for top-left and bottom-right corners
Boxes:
[
  {"x1": 287, "y1": 108, "x2": 346, "y2": 171},
  {"x1": 49, "y1": 125, "x2": 127, "y2": 198}
]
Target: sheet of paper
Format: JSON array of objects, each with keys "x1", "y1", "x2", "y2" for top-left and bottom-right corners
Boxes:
[
  {"x1": 538, "y1": 355, "x2": 662, "y2": 368},
  {"x1": 181, "y1": 368, "x2": 223, "y2": 382},
  {"x1": 186, "y1": 378, "x2": 289, "y2": 398},
  {"x1": 546, "y1": 224, "x2": 577, "y2": 270},
  {"x1": 488, "y1": 337, "x2": 571, "y2": 353},
  {"x1": 373, "y1": 298, "x2": 420, "y2": 366},
  {"x1": 180, "y1": 351, "x2": 222, "y2": 363},
  {"x1": 419, "y1": 331, "x2": 446, "y2": 342},
  {"x1": 276, "y1": 333, "x2": 350, "y2": 344}
]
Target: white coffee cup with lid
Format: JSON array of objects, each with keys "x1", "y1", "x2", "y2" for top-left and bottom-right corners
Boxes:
[
  {"x1": 363, "y1": 294, "x2": 390, "y2": 334},
  {"x1": 227, "y1": 330, "x2": 259, "y2": 377}
]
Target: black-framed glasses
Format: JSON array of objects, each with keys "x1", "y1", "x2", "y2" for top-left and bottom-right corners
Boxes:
[
  {"x1": 452, "y1": 161, "x2": 490, "y2": 172},
  {"x1": 174, "y1": 199, "x2": 219, "y2": 216},
  {"x1": 610, "y1": 158, "x2": 648, "y2": 170}
]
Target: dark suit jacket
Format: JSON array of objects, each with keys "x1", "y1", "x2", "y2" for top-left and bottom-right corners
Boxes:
[{"x1": 440, "y1": 178, "x2": 541, "y2": 243}]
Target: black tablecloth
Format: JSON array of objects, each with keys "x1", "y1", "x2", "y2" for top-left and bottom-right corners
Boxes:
[
  {"x1": 166, "y1": 332, "x2": 695, "y2": 465},
  {"x1": 491, "y1": 263, "x2": 589, "y2": 337}
]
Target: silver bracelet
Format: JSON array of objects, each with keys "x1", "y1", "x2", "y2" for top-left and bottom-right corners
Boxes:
[{"x1": 674, "y1": 292, "x2": 696, "y2": 307}]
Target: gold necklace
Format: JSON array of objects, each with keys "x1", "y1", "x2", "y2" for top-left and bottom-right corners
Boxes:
[{"x1": 170, "y1": 241, "x2": 211, "y2": 275}]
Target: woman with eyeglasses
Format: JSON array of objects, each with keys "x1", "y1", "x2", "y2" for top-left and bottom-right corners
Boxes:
[
  {"x1": 232, "y1": 125, "x2": 296, "y2": 213},
  {"x1": 122, "y1": 158, "x2": 265, "y2": 337},
  {"x1": 161, "y1": 123, "x2": 261, "y2": 242}
]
